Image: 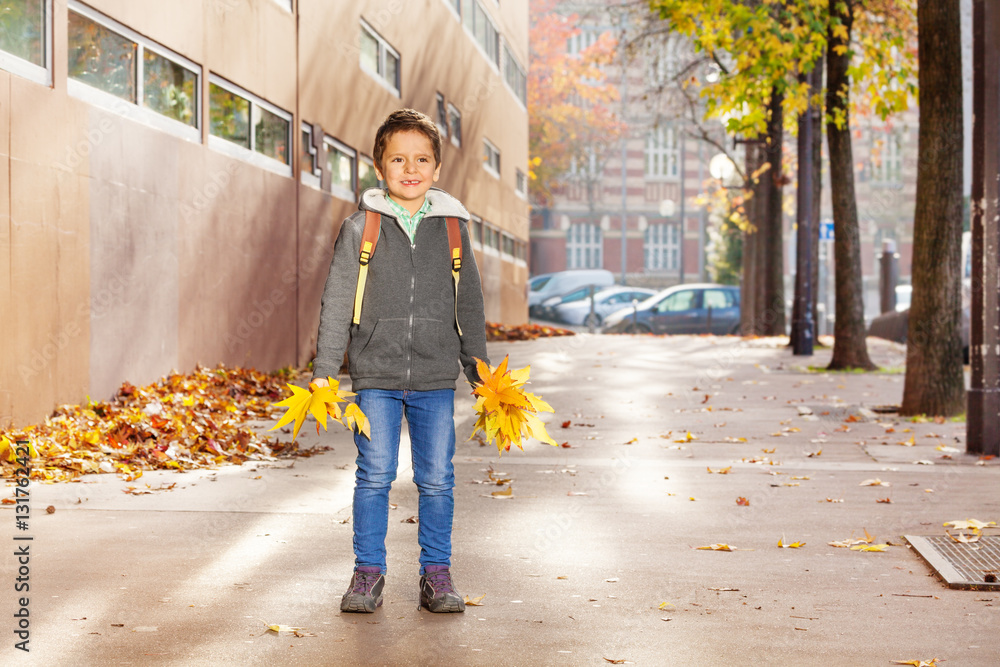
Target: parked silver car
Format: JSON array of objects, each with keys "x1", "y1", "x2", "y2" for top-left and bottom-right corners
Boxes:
[{"x1": 551, "y1": 285, "x2": 658, "y2": 327}]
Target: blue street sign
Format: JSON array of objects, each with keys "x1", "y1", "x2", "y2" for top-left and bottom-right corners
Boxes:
[{"x1": 819, "y1": 220, "x2": 834, "y2": 241}]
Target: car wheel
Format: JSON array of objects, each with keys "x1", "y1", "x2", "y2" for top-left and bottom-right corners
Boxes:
[
  {"x1": 584, "y1": 313, "x2": 602, "y2": 328},
  {"x1": 624, "y1": 322, "x2": 651, "y2": 334}
]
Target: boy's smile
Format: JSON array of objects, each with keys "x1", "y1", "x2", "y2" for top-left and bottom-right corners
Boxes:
[{"x1": 375, "y1": 130, "x2": 442, "y2": 215}]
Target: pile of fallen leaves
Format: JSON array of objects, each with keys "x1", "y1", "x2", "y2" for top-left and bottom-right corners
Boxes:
[
  {"x1": 0, "y1": 365, "x2": 317, "y2": 484},
  {"x1": 485, "y1": 322, "x2": 575, "y2": 341}
]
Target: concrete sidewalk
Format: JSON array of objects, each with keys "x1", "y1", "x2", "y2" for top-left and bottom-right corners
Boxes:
[{"x1": 3, "y1": 334, "x2": 998, "y2": 666}]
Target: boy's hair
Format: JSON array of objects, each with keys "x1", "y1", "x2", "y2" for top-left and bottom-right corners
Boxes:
[{"x1": 373, "y1": 108, "x2": 442, "y2": 172}]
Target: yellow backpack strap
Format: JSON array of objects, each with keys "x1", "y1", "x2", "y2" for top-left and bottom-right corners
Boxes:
[
  {"x1": 353, "y1": 210, "x2": 381, "y2": 325},
  {"x1": 446, "y1": 217, "x2": 463, "y2": 336}
]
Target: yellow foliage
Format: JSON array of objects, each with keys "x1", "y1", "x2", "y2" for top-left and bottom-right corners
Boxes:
[{"x1": 470, "y1": 356, "x2": 557, "y2": 455}]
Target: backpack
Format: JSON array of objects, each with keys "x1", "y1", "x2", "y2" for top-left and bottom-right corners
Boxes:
[{"x1": 352, "y1": 209, "x2": 465, "y2": 335}]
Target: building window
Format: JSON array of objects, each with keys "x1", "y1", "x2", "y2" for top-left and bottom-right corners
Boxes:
[
  {"x1": 360, "y1": 20, "x2": 400, "y2": 96},
  {"x1": 358, "y1": 155, "x2": 379, "y2": 193},
  {"x1": 67, "y1": 3, "x2": 200, "y2": 141},
  {"x1": 648, "y1": 35, "x2": 681, "y2": 88},
  {"x1": 871, "y1": 130, "x2": 903, "y2": 185},
  {"x1": 483, "y1": 138, "x2": 500, "y2": 177},
  {"x1": 645, "y1": 223, "x2": 680, "y2": 271},
  {"x1": 448, "y1": 104, "x2": 462, "y2": 147},
  {"x1": 301, "y1": 123, "x2": 320, "y2": 187},
  {"x1": 567, "y1": 223, "x2": 602, "y2": 269},
  {"x1": 515, "y1": 168, "x2": 527, "y2": 197},
  {"x1": 0, "y1": 0, "x2": 50, "y2": 84},
  {"x1": 326, "y1": 136, "x2": 357, "y2": 201},
  {"x1": 502, "y1": 233, "x2": 515, "y2": 258},
  {"x1": 462, "y1": 0, "x2": 499, "y2": 67},
  {"x1": 436, "y1": 93, "x2": 449, "y2": 139},
  {"x1": 503, "y1": 42, "x2": 527, "y2": 106},
  {"x1": 567, "y1": 27, "x2": 603, "y2": 56},
  {"x1": 208, "y1": 76, "x2": 291, "y2": 173},
  {"x1": 645, "y1": 125, "x2": 679, "y2": 180},
  {"x1": 470, "y1": 215, "x2": 483, "y2": 245}
]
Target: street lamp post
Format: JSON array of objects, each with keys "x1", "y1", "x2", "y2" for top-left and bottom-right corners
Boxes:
[{"x1": 792, "y1": 67, "x2": 819, "y2": 356}]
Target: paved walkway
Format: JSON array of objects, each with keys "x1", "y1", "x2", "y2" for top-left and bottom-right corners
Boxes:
[{"x1": 3, "y1": 334, "x2": 998, "y2": 665}]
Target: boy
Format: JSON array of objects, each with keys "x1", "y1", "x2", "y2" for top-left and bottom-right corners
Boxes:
[{"x1": 311, "y1": 109, "x2": 489, "y2": 614}]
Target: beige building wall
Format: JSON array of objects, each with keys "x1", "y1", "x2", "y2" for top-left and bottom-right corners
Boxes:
[{"x1": 0, "y1": 0, "x2": 528, "y2": 427}]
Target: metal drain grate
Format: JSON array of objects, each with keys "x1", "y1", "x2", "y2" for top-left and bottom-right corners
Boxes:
[{"x1": 905, "y1": 535, "x2": 1000, "y2": 590}]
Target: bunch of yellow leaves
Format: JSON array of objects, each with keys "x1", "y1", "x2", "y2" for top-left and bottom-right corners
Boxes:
[
  {"x1": 271, "y1": 378, "x2": 370, "y2": 441},
  {"x1": 471, "y1": 356, "x2": 557, "y2": 455}
]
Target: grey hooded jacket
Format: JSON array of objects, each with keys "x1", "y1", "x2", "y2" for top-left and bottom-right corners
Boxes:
[{"x1": 310, "y1": 187, "x2": 489, "y2": 390}]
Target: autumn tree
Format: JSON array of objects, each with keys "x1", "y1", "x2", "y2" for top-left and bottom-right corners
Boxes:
[
  {"x1": 648, "y1": 0, "x2": 828, "y2": 336},
  {"x1": 899, "y1": 0, "x2": 964, "y2": 416},
  {"x1": 528, "y1": 0, "x2": 622, "y2": 210}
]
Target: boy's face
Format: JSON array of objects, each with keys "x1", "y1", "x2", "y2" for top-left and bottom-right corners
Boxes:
[{"x1": 375, "y1": 129, "x2": 441, "y2": 212}]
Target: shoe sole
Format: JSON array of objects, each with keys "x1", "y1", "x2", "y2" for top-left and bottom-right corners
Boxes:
[
  {"x1": 420, "y1": 593, "x2": 465, "y2": 613},
  {"x1": 341, "y1": 593, "x2": 383, "y2": 613}
]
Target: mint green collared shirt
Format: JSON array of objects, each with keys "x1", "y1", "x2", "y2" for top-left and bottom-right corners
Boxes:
[{"x1": 384, "y1": 193, "x2": 432, "y2": 244}]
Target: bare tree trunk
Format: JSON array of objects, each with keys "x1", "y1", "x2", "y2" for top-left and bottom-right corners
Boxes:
[
  {"x1": 826, "y1": 0, "x2": 876, "y2": 370},
  {"x1": 901, "y1": 0, "x2": 965, "y2": 415},
  {"x1": 761, "y1": 87, "x2": 787, "y2": 335}
]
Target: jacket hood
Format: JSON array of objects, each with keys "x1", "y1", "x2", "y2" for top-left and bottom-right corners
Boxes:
[{"x1": 359, "y1": 187, "x2": 471, "y2": 221}]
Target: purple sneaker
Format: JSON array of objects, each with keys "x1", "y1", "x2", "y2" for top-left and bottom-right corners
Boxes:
[
  {"x1": 341, "y1": 566, "x2": 384, "y2": 613},
  {"x1": 419, "y1": 565, "x2": 465, "y2": 613}
]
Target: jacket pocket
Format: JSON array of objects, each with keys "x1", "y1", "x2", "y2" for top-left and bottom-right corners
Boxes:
[
  {"x1": 411, "y1": 317, "x2": 460, "y2": 379},
  {"x1": 351, "y1": 318, "x2": 408, "y2": 379}
]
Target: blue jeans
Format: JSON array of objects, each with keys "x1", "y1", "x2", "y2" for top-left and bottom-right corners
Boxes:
[{"x1": 352, "y1": 388, "x2": 456, "y2": 575}]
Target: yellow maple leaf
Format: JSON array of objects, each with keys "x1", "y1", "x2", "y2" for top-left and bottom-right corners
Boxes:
[
  {"x1": 470, "y1": 356, "x2": 556, "y2": 455},
  {"x1": 851, "y1": 544, "x2": 889, "y2": 552},
  {"x1": 778, "y1": 537, "x2": 806, "y2": 548},
  {"x1": 464, "y1": 594, "x2": 486, "y2": 606},
  {"x1": 270, "y1": 378, "x2": 368, "y2": 440}
]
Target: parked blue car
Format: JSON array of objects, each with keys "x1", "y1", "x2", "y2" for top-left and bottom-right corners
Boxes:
[{"x1": 602, "y1": 283, "x2": 741, "y2": 335}]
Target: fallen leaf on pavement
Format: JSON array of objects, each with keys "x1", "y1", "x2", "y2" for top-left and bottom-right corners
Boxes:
[
  {"x1": 890, "y1": 659, "x2": 940, "y2": 666},
  {"x1": 850, "y1": 544, "x2": 889, "y2": 552},
  {"x1": 778, "y1": 538, "x2": 805, "y2": 548},
  {"x1": 823, "y1": 498, "x2": 844, "y2": 503},
  {"x1": 491, "y1": 486, "x2": 513, "y2": 498},
  {"x1": 401, "y1": 516, "x2": 418, "y2": 523},
  {"x1": 860, "y1": 478, "x2": 890, "y2": 486},
  {"x1": 790, "y1": 476, "x2": 810, "y2": 480},
  {"x1": 603, "y1": 659, "x2": 626, "y2": 665},
  {"x1": 561, "y1": 420, "x2": 571, "y2": 428},
  {"x1": 947, "y1": 530, "x2": 982, "y2": 544},
  {"x1": 464, "y1": 594, "x2": 486, "y2": 606},
  {"x1": 624, "y1": 437, "x2": 638, "y2": 445},
  {"x1": 266, "y1": 623, "x2": 305, "y2": 634},
  {"x1": 658, "y1": 601, "x2": 675, "y2": 609},
  {"x1": 898, "y1": 435, "x2": 916, "y2": 446},
  {"x1": 675, "y1": 431, "x2": 697, "y2": 443},
  {"x1": 762, "y1": 448, "x2": 776, "y2": 454},
  {"x1": 943, "y1": 519, "x2": 996, "y2": 531},
  {"x1": 736, "y1": 497, "x2": 750, "y2": 506},
  {"x1": 876, "y1": 498, "x2": 892, "y2": 504},
  {"x1": 806, "y1": 449, "x2": 822, "y2": 457},
  {"x1": 696, "y1": 544, "x2": 736, "y2": 551},
  {"x1": 707, "y1": 466, "x2": 732, "y2": 474}
]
